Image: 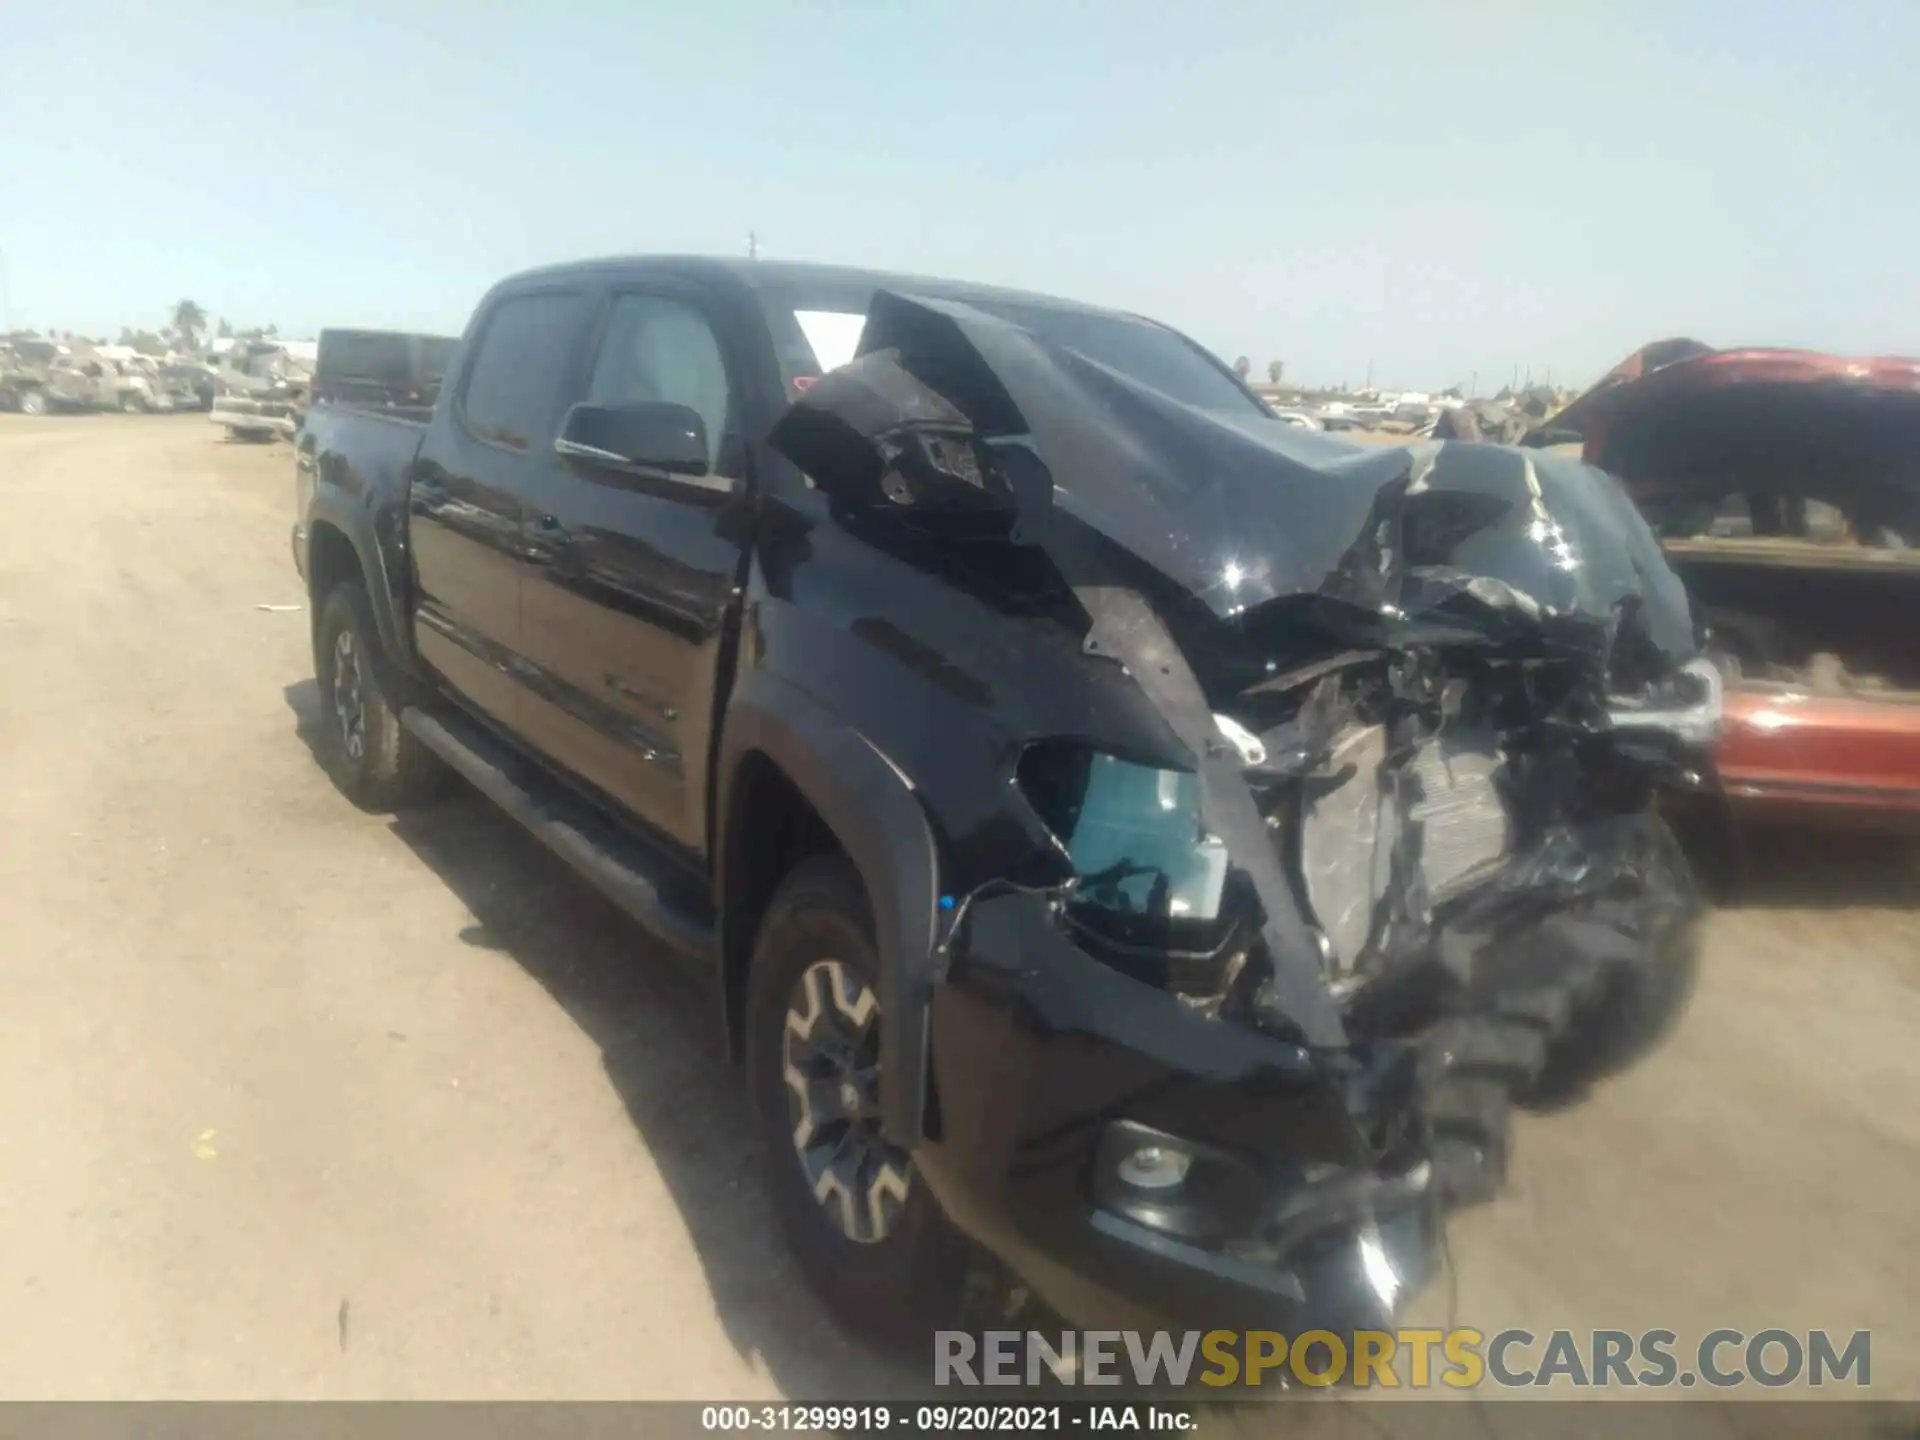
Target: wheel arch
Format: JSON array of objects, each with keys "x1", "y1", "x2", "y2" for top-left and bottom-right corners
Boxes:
[
  {"x1": 717, "y1": 671, "x2": 943, "y2": 1149},
  {"x1": 303, "y1": 497, "x2": 419, "y2": 677}
]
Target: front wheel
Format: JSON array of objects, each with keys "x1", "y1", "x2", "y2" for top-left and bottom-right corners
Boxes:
[
  {"x1": 313, "y1": 581, "x2": 444, "y2": 811},
  {"x1": 17, "y1": 388, "x2": 48, "y2": 417},
  {"x1": 746, "y1": 854, "x2": 974, "y2": 1347}
]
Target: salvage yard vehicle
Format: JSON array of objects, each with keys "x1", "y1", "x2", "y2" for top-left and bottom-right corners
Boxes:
[
  {"x1": 159, "y1": 359, "x2": 218, "y2": 412},
  {"x1": 1539, "y1": 341, "x2": 1920, "y2": 826},
  {"x1": 211, "y1": 338, "x2": 316, "y2": 441},
  {"x1": 293, "y1": 257, "x2": 1714, "y2": 1344},
  {"x1": 0, "y1": 339, "x2": 68, "y2": 413},
  {"x1": 312, "y1": 327, "x2": 459, "y2": 417},
  {"x1": 0, "y1": 341, "x2": 165, "y2": 414}
]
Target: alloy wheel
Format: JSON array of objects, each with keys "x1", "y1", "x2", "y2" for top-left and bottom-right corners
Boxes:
[
  {"x1": 331, "y1": 629, "x2": 367, "y2": 763},
  {"x1": 782, "y1": 958, "x2": 913, "y2": 1244}
]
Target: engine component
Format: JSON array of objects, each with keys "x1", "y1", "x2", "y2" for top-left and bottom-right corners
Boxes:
[{"x1": 1298, "y1": 724, "x2": 1512, "y2": 975}]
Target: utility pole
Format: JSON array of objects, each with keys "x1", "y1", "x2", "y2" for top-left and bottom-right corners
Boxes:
[
  {"x1": 0, "y1": 245, "x2": 12, "y2": 333},
  {"x1": 1470, "y1": 369, "x2": 1478, "y2": 399},
  {"x1": 746, "y1": 230, "x2": 759, "y2": 260}
]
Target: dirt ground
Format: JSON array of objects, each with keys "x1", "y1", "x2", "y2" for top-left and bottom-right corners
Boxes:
[{"x1": 1, "y1": 414, "x2": 1915, "y2": 1402}]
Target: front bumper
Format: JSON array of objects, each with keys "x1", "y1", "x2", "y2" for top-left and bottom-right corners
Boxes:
[{"x1": 914, "y1": 890, "x2": 1438, "y2": 1335}]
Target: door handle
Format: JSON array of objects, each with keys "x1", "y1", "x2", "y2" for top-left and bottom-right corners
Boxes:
[{"x1": 522, "y1": 513, "x2": 579, "y2": 568}]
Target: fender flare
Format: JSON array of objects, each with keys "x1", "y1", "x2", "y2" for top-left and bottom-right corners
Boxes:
[
  {"x1": 305, "y1": 479, "x2": 421, "y2": 677},
  {"x1": 717, "y1": 670, "x2": 941, "y2": 1148}
]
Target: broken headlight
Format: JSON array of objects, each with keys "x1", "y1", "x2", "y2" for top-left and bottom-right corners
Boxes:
[
  {"x1": 1605, "y1": 656, "x2": 1723, "y2": 747},
  {"x1": 1016, "y1": 741, "x2": 1252, "y2": 990}
]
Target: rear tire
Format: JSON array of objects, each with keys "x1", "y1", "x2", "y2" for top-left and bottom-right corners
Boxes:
[
  {"x1": 18, "y1": 388, "x2": 48, "y2": 417},
  {"x1": 746, "y1": 853, "x2": 974, "y2": 1348},
  {"x1": 312, "y1": 581, "x2": 445, "y2": 811}
]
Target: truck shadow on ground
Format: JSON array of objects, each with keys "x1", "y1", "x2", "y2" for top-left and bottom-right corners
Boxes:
[{"x1": 283, "y1": 680, "x2": 930, "y2": 1400}]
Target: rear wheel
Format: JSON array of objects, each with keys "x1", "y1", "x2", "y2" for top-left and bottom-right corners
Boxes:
[
  {"x1": 313, "y1": 581, "x2": 444, "y2": 811},
  {"x1": 747, "y1": 854, "x2": 974, "y2": 1347},
  {"x1": 18, "y1": 388, "x2": 48, "y2": 417},
  {"x1": 121, "y1": 391, "x2": 148, "y2": 414}
]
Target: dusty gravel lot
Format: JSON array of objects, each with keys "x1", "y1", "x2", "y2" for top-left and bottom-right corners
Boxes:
[{"x1": 1, "y1": 415, "x2": 1915, "y2": 1402}]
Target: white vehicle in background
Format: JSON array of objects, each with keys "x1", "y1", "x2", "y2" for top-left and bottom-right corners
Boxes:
[
  {"x1": 0, "y1": 340, "x2": 179, "y2": 414},
  {"x1": 1269, "y1": 406, "x2": 1325, "y2": 430},
  {"x1": 209, "y1": 338, "x2": 317, "y2": 441}
]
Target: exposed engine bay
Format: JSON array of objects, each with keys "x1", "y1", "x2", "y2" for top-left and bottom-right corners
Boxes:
[{"x1": 770, "y1": 290, "x2": 1716, "y2": 1208}]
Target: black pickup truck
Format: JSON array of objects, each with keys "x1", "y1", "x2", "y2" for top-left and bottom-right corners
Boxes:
[{"x1": 294, "y1": 256, "x2": 1717, "y2": 1345}]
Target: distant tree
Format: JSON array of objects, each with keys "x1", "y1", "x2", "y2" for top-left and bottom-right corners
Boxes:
[
  {"x1": 216, "y1": 318, "x2": 233, "y2": 339},
  {"x1": 1233, "y1": 355, "x2": 1251, "y2": 379},
  {"x1": 1266, "y1": 360, "x2": 1284, "y2": 384},
  {"x1": 170, "y1": 299, "x2": 208, "y2": 350}
]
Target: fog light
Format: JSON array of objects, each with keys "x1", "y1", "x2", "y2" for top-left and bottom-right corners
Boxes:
[
  {"x1": 1093, "y1": 1122, "x2": 1262, "y2": 1244},
  {"x1": 1116, "y1": 1144, "x2": 1192, "y2": 1191}
]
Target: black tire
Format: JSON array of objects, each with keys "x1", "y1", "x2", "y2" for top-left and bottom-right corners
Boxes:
[
  {"x1": 746, "y1": 853, "x2": 974, "y2": 1348},
  {"x1": 1535, "y1": 816, "x2": 1704, "y2": 1096},
  {"x1": 312, "y1": 581, "x2": 444, "y2": 811},
  {"x1": 18, "y1": 388, "x2": 48, "y2": 417},
  {"x1": 1423, "y1": 1076, "x2": 1512, "y2": 1207}
]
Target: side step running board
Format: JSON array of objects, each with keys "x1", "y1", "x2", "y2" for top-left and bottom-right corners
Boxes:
[{"x1": 402, "y1": 707, "x2": 716, "y2": 964}]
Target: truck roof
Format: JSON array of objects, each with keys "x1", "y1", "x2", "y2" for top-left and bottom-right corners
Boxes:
[{"x1": 496, "y1": 255, "x2": 1135, "y2": 324}]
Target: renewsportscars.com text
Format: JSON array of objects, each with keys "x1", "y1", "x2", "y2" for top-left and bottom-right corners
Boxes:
[{"x1": 934, "y1": 1328, "x2": 1872, "y2": 1390}]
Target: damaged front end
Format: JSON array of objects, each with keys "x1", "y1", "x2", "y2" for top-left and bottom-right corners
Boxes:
[{"x1": 766, "y1": 292, "x2": 1714, "y2": 1334}]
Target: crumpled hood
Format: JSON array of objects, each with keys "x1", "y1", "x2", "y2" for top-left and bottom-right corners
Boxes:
[{"x1": 771, "y1": 291, "x2": 1699, "y2": 678}]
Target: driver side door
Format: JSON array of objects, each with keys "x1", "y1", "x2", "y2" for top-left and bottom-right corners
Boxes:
[{"x1": 516, "y1": 284, "x2": 753, "y2": 855}]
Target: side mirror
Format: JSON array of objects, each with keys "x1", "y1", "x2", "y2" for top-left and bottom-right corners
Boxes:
[{"x1": 555, "y1": 401, "x2": 711, "y2": 477}]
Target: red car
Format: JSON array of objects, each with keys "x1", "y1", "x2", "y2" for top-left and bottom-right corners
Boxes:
[{"x1": 1537, "y1": 340, "x2": 1920, "y2": 826}]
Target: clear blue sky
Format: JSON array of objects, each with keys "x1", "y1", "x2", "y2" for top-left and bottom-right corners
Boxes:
[{"x1": 3, "y1": 0, "x2": 1914, "y2": 391}]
